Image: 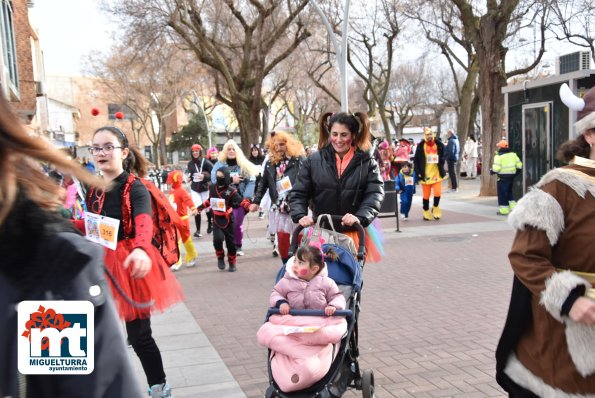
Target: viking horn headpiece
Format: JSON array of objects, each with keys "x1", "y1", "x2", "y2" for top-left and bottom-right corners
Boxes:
[{"x1": 560, "y1": 83, "x2": 595, "y2": 135}]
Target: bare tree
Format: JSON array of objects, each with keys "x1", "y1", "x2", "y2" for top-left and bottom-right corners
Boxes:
[
  {"x1": 550, "y1": 0, "x2": 595, "y2": 62},
  {"x1": 386, "y1": 58, "x2": 434, "y2": 139},
  {"x1": 87, "y1": 36, "x2": 195, "y2": 166},
  {"x1": 105, "y1": 0, "x2": 313, "y2": 153},
  {"x1": 347, "y1": 0, "x2": 404, "y2": 139}
]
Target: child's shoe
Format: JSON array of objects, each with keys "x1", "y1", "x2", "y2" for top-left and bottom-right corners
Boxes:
[
  {"x1": 186, "y1": 259, "x2": 197, "y2": 268},
  {"x1": 422, "y1": 209, "x2": 433, "y2": 221},
  {"x1": 148, "y1": 383, "x2": 171, "y2": 398},
  {"x1": 217, "y1": 258, "x2": 226, "y2": 270},
  {"x1": 272, "y1": 244, "x2": 279, "y2": 257},
  {"x1": 170, "y1": 262, "x2": 182, "y2": 272},
  {"x1": 228, "y1": 263, "x2": 236, "y2": 272}
]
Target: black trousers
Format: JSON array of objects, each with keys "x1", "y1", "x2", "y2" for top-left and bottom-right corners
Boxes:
[
  {"x1": 126, "y1": 318, "x2": 166, "y2": 386},
  {"x1": 447, "y1": 160, "x2": 458, "y2": 189},
  {"x1": 213, "y1": 221, "x2": 236, "y2": 256}
]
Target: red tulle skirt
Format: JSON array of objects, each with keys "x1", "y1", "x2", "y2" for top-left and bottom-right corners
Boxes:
[{"x1": 104, "y1": 239, "x2": 184, "y2": 321}]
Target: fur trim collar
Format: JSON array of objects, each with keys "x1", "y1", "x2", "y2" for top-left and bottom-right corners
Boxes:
[
  {"x1": 504, "y1": 354, "x2": 595, "y2": 397},
  {"x1": 508, "y1": 188, "x2": 564, "y2": 245},
  {"x1": 508, "y1": 166, "x2": 595, "y2": 245}
]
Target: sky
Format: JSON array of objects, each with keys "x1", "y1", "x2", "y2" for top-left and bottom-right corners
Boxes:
[{"x1": 29, "y1": 0, "x2": 116, "y2": 76}]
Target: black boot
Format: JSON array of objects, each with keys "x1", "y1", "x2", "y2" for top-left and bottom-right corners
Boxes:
[
  {"x1": 216, "y1": 249, "x2": 225, "y2": 270},
  {"x1": 228, "y1": 255, "x2": 237, "y2": 272}
]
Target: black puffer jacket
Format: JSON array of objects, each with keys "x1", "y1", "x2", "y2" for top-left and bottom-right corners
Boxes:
[
  {"x1": 253, "y1": 156, "x2": 304, "y2": 206},
  {"x1": 289, "y1": 145, "x2": 384, "y2": 228},
  {"x1": 0, "y1": 194, "x2": 144, "y2": 398}
]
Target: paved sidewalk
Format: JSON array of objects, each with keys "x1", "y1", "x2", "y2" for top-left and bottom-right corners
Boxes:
[{"x1": 131, "y1": 177, "x2": 514, "y2": 397}]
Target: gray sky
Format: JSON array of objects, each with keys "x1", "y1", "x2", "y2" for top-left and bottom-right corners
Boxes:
[{"x1": 29, "y1": 0, "x2": 115, "y2": 76}]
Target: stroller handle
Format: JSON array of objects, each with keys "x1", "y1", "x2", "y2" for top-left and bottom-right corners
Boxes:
[
  {"x1": 289, "y1": 214, "x2": 366, "y2": 261},
  {"x1": 267, "y1": 308, "x2": 353, "y2": 322}
]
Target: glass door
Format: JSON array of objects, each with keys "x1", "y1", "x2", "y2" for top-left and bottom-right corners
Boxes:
[{"x1": 522, "y1": 102, "x2": 552, "y2": 193}]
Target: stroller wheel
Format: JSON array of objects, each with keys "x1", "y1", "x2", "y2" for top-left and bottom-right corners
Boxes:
[{"x1": 361, "y1": 369, "x2": 374, "y2": 398}]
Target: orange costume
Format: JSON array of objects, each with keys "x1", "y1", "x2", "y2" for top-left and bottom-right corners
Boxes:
[
  {"x1": 413, "y1": 128, "x2": 446, "y2": 220},
  {"x1": 167, "y1": 170, "x2": 198, "y2": 269}
]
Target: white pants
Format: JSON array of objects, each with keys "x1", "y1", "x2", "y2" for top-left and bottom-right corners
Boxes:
[{"x1": 465, "y1": 157, "x2": 478, "y2": 177}]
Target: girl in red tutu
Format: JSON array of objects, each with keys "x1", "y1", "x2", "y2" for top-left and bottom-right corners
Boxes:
[{"x1": 86, "y1": 126, "x2": 182, "y2": 397}]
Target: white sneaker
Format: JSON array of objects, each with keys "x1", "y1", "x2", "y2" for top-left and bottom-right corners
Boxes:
[
  {"x1": 403, "y1": 216, "x2": 408, "y2": 221},
  {"x1": 149, "y1": 383, "x2": 171, "y2": 398},
  {"x1": 236, "y1": 250, "x2": 245, "y2": 256},
  {"x1": 170, "y1": 263, "x2": 182, "y2": 272},
  {"x1": 185, "y1": 260, "x2": 197, "y2": 268},
  {"x1": 399, "y1": 214, "x2": 406, "y2": 220}
]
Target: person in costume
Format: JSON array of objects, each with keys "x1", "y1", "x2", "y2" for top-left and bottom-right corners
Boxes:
[
  {"x1": 491, "y1": 140, "x2": 522, "y2": 216},
  {"x1": 249, "y1": 131, "x2": 305, "y2": 265},
  {"x1": 463, "y1": 134, "x2": 479, "y2": 179},
  {"x1": 395, "y1": 161, "x2": 416, "y2": 220},
  {"x1": 166, "y1": 170, "x2": 198, "y2": 271},
  {"x1": 495, "y1": 83, "x2": 595, "y2": 397},
  {"x1": 289, "y1": 111, "x2": 385, "y2": 262},
  {"x1": 0, "y1": 97, "x2": 144, "y2": 397},
  {"x1": 211, "y1": 140, "x2": 259, "y2": 256},
  {"x1": 197, "y1": 167, "x2": 251, "y2": 272},
  {"x1": 413, "y1": 127, "x2": 446, "y2": 221},
  {"x1": 186, "y1": 143, "x2": 213, "y2": 237},
  {"x1": 207, "y1": 146, "x2": 219, "y2": 163},
  {"x1": 377, "y1": 139, "x2": 393, "y2": 181},
  {"x1": 86, "y1": 126, "x2": 182, "y2": 398}
]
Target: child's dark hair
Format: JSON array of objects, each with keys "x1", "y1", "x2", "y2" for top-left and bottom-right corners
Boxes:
[
  {"x1": 296, "y1": 245, "x2": 340, "y2": 274},
  {"x1": 93, "y1": 126, "x2": 150, "y2": 177},
  {"x1": 401, "y1": 161, "x2": 411, "y2": 169},
  {"x1": 556, "y1": 134, "x2": 591, "y2": 163}
]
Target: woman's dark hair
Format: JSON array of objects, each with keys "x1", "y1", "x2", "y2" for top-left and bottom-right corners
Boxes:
[
  {"x1": 556, "y1": 134, "x2": 591, "y2": 163},
  {"x1": 469, "y1": 134, "x2": 476, "y2": 142},
  {"x1": 318, "y1": 111, "x2": 372, "y2": 151},
  {"x1": 93, "y1": 126, "x2": 150, "y2": 177},
  {"x1": 296, "y1": 245, "x2": 325, "y2": 274}
]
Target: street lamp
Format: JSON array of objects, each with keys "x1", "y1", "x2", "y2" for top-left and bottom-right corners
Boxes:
[
  {"x1": 190, "y1": 90, "x2": 212, "y2": 148},
  {"x1": 309, "y1": 0, "x2": 351, "y2": 112}
]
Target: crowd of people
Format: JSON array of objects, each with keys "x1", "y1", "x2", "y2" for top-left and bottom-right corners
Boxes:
[{"x1": 6, "y1": 77, "x2": 595, "y2": 397}]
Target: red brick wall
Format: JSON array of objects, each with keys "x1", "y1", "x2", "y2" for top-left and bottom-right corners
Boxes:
[{"x1": 11, "y1": 0, "x2": 36, "y2": 121}]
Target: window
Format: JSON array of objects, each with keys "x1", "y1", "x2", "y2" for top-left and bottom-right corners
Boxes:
[{"x1": 0, "y1": 0, "x2": 18, "y2": 94}]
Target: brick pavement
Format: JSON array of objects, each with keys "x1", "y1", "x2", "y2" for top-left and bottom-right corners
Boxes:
[{"x1": 134, "y1": 178, "x2": 516, "y2": 397}]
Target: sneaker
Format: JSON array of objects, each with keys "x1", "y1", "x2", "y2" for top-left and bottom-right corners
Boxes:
[
  {"x1": 272, "y1": 246, "x2": 279, "y2": 257},
  {"x1": 399, "y1": 214, "x2": 406, "y2": 220},
  {"x1": 258, "y1": 211, "x2": 264, "y2": 219},
  {"x1": 403, "y1": 216, "x2": 408, "y2": 221},
  {"x1": 193, "y1": 231, "x2": 201, "y2": 238},
  {"x1": 206, "y1": 224, "x2": 213, "y2": 234},
  {"x1": 236, "y1": 250, "x2": 245, "y2": 256},
  {"x1": 186, "y1": 260, "x2": 197, "y2": 268},
  {"x1": 148, "y1": 383, "x2": 171, "y2": 398},
  {"x1": 217, "y1": 258, "x2": 226, "y2": 270},
  {"x1": 228, "y1": 263, "x2": 237, "y2": 272},
  {"x1": 170, "y1": 263, "x2": 182, "y2": 272}
]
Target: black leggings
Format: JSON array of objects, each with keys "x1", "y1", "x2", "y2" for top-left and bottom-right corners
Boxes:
[
  {"x1": 213, "y1": 222, "x2": 236, "y2": 255},
  {"x1": 195, "y1": 210, "x2": 213, "y2": 233},
  {"x1": 126, "y1": 318, "x2": 166, "y2": 386}
]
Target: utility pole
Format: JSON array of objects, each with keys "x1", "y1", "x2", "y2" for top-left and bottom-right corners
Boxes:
[{"x1": 309, "y1": 0, "x2": 351, "y2": 112}]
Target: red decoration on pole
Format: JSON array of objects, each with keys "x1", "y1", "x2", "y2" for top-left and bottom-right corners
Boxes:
[
  {"x1": 114, "y1": 111, "x2": 124, "y2": 120},
  {"x1": 91, "y1": 107, "x2": 100, "y2": 116}
]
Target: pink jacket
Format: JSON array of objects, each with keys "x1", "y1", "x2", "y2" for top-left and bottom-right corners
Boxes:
[{"x1": 270, "y1": 259, "x2": 346, "y2": 311}]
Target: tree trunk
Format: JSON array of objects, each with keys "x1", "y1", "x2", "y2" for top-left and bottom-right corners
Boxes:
[
  {"x1": 379, "y1": 110, "x2": 392, "y2": 141},
  {"x1": 476, "y1": 34, "x2": 506, "y2": 196},
  {"x1": 456, "y1": 58, "x2": 479, "y2": 144},
  {"x1": 231, "y1": 96, "x2": 261, "y2": 153}
]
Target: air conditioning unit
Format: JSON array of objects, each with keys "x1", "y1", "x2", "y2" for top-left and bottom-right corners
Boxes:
[
  {"x1": 35, "y1": 81, "x2": 45, "y2": 97},
  {"x1": 556, "y1": 51, "x2": 593, "y2": 75}
]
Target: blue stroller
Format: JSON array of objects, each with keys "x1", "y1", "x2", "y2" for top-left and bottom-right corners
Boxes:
[{"x1": 264, "y1": 215, "x2": 375, "y2": 398}]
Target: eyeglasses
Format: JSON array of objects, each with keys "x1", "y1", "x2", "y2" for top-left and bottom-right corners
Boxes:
[{"x1": 88, "y1": 144, "x2": 122, "y2": 155}]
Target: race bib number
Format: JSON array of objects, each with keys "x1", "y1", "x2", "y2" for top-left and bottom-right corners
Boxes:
[
  {"x1": 84, "y1": 212, "x2": 120, "y2": 250},
  {"x1": 405, "y1": 177, "x2": 414, "y2": 186},
  {"x1": 210, "y1": 198, "x2": 226, "y2": 212},
  {"x1": 427, "y1": 154, "x2": 439, "y2": 164},
  {"x1": 192, "y1": 172, "x2": 204, "y2": 182},
  {"x1": 276, "y1": 176, "x2": 292, "y2": 195}
]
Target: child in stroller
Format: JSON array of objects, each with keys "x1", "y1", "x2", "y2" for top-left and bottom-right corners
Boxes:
[{"x1": 259, "y1": 215, "x2": 375, "y2": 398}]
